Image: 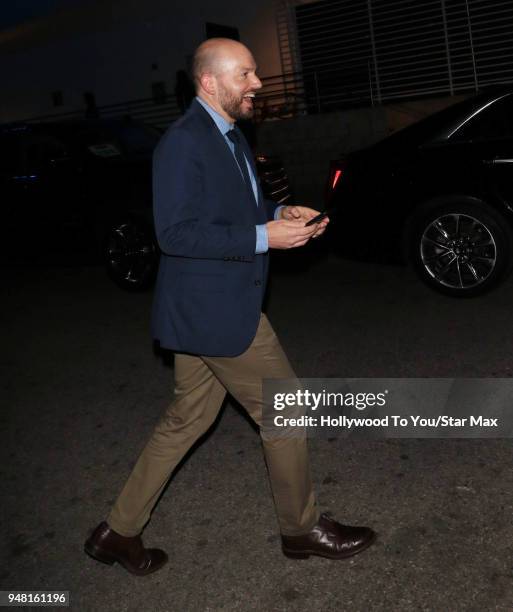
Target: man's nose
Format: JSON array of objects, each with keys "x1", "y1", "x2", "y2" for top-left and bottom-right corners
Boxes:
[{"x1": 252, "y1": 75, "x2": 262, "y2": 90}]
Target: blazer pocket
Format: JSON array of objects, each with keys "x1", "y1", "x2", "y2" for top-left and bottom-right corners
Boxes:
[{"x1": 178, "y1": 273, "x2": 226, "y2": 294}]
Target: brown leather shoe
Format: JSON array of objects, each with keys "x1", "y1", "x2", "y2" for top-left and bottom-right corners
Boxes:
[
  {"x1": 281, "y1": 513, "x2": 376, "y2": 560},
  {"x1": 84, "y1": 522, "x2": 168, "y2": 576}
]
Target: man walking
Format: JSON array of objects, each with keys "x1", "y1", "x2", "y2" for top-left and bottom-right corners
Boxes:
[{"x1": 85, "y1": 38, "x2": 375, "y2": 575}]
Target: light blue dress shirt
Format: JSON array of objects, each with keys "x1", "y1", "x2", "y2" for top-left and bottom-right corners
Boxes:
[{"x1": 195, "y1": 97, "x2": 283, "y2": 254}]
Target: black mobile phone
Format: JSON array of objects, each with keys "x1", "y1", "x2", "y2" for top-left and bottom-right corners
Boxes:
[{"x1": 305, "y1": 211, "x2": 329, "y2": 227}]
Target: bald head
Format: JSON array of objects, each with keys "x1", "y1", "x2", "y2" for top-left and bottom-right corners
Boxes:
[
  {"x1": 192, "y1": 38, "x2": 251, "y2": 89},
  {"x1": 191, "y1": 38, "x2": 262, "y2": 123}
]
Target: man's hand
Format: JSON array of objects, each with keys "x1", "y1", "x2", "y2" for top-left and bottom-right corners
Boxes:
[
  {"x1": 266, "y1": 219, "x2": 318, "y2": 250},
  {"x1": 280, "y1": 205, "x2": 329, "y2": 238}
]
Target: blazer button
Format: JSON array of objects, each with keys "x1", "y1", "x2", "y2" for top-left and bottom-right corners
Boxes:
[{"x1": 254, "y1": 280, "x2": 262, "y2": 286}]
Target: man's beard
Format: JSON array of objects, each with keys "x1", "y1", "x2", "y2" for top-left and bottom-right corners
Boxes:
[{"x1": 219, "y1": 88, "x2": 254, "y2": 121}]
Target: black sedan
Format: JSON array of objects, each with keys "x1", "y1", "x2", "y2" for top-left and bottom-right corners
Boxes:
[
  {"x1": 327, "y1": 86, "x2": 513, "y2": 297},
  {"x1": 1, "y1": 118, "x2": 291, "y2": 290}
]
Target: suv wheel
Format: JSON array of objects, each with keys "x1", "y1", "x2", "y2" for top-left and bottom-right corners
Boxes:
[
  {"x1": 105, "y1": 221, "x2": 158, "y2": 290},
  {"x1": 410, "y1": 199, "x2": 513, "y2": 297}
]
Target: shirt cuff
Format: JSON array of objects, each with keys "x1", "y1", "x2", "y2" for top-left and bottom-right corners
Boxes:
[
  {"x1": 255, "y1": 224, "x2": 268, "y2": 254},
  {"x1": 274, "y1": 205, "x2": 285, "y2": 220}
]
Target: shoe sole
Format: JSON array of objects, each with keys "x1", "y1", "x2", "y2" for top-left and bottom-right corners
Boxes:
[
  {"x1": 282, "y1": 532, "x2": 377, "y2": 560},
  {"x1": 84, "y1": 542, "x2": 117, "y2": 565},
  {"x1": 84, "y1": 543, "x2": 167, "y2": 576}
]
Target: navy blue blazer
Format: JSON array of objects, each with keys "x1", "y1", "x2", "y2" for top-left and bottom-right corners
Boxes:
[{"x1": 151, "y1": 99, "x2": 278, "y2": 356}]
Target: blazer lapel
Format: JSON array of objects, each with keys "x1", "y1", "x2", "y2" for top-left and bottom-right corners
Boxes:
[
  {"x1": 238, "y1": 130, "x2": 264, "y2": 207},
  {"x1": 193, "y1": 101, "x2": 254, "y2": 196}
]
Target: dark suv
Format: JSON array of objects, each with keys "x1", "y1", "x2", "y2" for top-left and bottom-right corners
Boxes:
[
  {"x1": 1, "y1": 119, "x2": 159, "y2": 289},
  {"x1": 1, "y1": 118, "x2": 291, "y2": 290}
]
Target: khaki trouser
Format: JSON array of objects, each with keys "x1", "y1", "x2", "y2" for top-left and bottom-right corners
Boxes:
[{"x1": 107, "y1": 313, "x2": 319, "y2": 537}]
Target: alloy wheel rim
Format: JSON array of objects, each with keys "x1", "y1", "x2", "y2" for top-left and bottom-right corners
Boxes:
[
  {"x1": 107, "y1": 223, "x2": 156, "y2": 285},
  {"x1": 420, "y1": 213, "x2": 497, "y2": 289}
]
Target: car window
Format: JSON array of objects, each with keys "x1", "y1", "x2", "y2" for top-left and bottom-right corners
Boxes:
[
  {"x1": 70, "y1": 125, "x2": 122, "y2": 158},
  {"x1": 25, "y1": 133, "x2": 68, "y2": 169},
  {"x1": 450, "y1": 94, "x2": 513, "y2": 142},
  {"x1": 73, "y1": 122, "x2": 159, "y2": 159},
  {"x1": 115, "y1": 123, "x2": 160, "y2": 156}
]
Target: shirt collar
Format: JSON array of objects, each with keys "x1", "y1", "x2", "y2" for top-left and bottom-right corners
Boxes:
[{"x1": 196, "y1": 96, "x2": 234, "y2": 136}]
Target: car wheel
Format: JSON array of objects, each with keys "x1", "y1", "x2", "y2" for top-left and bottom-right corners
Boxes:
[
  {"x1": 409, "y1": 199, "x2": 513, "y2": 297},
  {"x1": 105, "y1": 220, "x2": 159, "y2": 291}
]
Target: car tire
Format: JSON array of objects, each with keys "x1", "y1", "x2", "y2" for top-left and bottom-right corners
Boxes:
[
  {"x1": 104, "y1": 220, "x2": 159, "y2": 291},
  {"x1": 409, "y1": 198, "x2": 513, "y2": 297}
]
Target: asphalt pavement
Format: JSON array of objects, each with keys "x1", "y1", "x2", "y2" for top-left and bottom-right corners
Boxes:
[{"x1": 2, "y1": 252, "x2": 513, "y2": 611}]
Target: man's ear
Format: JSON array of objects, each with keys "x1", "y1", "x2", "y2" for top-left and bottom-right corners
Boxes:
[{"x1": 199, "y1": 73, "x2": 216, "y2": 96}]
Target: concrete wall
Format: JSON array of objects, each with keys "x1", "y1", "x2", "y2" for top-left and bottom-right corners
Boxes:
[
  {"x1": 0, "y1": 0, "x2": 281, "y2": 122},
  {"x1": 383, "y1": 95, "x2": 468, "y2": 133}
]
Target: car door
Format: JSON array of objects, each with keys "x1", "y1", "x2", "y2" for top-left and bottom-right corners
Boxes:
[
  {"x1": 480, "y1": 138, "x2": 513, "y2": 211},
  {"x1": 0, "y1": 129, "x2": 43, "y2": 259},
  {"x1": 450, "y1": 93, "x2": 513, "y2": 210},
  {"x1": 21, "y1": 128, "x2": 92, "y2": 256}
]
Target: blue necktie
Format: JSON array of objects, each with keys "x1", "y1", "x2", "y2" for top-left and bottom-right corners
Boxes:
[{"x1": 226, "y1": 128, "x2": 256, "y2": 205}]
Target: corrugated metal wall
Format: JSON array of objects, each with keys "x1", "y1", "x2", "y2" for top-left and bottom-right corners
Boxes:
[{"x1": 277, "y1": 0, "x2": 513, "y2": 110}]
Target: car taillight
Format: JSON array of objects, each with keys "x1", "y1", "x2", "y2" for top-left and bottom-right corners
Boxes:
[
  {"x1": 325, "y1": 159, "x2": 347, "y2": 206},
  {"x1": 332, "y1": 169, "x2": 342, "y2": 189},
  {"x1": 329, "y1": 160, "x2": 346, "y2": 192}
]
